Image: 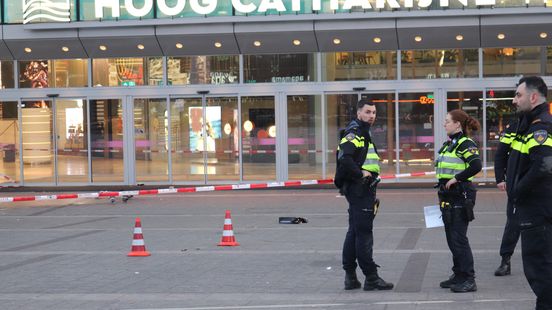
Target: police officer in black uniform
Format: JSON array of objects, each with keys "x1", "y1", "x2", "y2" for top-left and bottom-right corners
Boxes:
[
  {"x1": 494, "y1": 120, "x2": 521, "y2": 276},
  {"x1": 335, "y1": 99, "x2": 393, "y2": 291},
  {"x1": 507, "y1": 76, "x2": 552, "y2": 310},
  {"x1": 435, "y1": 109, "x2": 482, "y2": 293}
]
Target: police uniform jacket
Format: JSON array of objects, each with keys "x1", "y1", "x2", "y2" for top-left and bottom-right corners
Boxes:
[
  {"x1": 436, "y1": 132, "x2": 482, "y2": 184},
  {"x1": 506, "y1": 103, "x2": 552, "y2": 222},
  {"x1": 494, "y1": 120, "x2": 517, "y2": 184},
  {"x1": 337, "y1": 119, "x2": 371, "y2": 182}
]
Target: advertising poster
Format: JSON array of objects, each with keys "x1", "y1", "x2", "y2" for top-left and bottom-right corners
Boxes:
[{"x1": 189, "y1": 106, "x2": 221, "y2": 152}]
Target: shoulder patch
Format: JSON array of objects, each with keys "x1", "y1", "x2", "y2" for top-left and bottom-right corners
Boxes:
[
  {"x1": 345, "y1": 133, "x2": 356, "y2": 141},
  {"x1": 467, "y1": 146, "x2": 479, "y2": 155},
  {"x1": 533, "y1": 130, "x2": 549, "y2": 145}
]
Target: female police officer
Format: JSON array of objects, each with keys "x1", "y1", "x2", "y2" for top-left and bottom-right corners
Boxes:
[{"x1": 436, "y1": 109, "x2": 482, "y2": 293}]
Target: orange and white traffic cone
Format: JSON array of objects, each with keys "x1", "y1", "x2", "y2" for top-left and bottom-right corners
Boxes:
[
  {"x1": 128, "y1": 217, "x2": 151, "y2": 257},
  {"x1": 218, "y1": 210, "x2": 240, "y2": 246}
]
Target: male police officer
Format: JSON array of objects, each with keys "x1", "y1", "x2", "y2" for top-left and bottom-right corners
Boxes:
[
  {"x1": 494, "y1": 119, "x2": 521, "y2": 276},
  {"x1": 508, "y1": 76, "x2": 552, "y2": 310},
  {"x1": 335, "y1": 99, "x2": 393, "y2": 291}
]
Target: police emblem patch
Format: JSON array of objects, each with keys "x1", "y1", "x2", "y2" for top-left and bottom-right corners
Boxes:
[
  {"x1": 468, "y1": 146, "x2": 478, "y2": 155},
  {"x1": 533, "y1": 130, "x2": 548, "y2": 145},
  {"x1": 345, "y1": 133, "x2": 356, "y2": 141}
]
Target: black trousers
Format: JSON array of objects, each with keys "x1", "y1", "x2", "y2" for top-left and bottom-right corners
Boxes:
[
  {"x1": 443, "y1": 209, "x2": 475, "y2": 280},
  {"x1": 499, "y1": 200, "x2": 521, "y2": 258},
  {"x1": 521, "y1": 223, "x2": 552, "y2": 310},
  {"x1": 342, "y1": 182, "x2": 377, "y2": 276}
]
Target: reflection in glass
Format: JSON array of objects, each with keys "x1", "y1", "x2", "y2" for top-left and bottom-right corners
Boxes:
[
  {"x1": 171, "y1": 98, "x2": 204, "y2": 182},
  {"x1": 287, "y1": 95, "x2": 322, "y2": 180},
  {"x1": 19, "y1": 60, "x2": 50, "y2": 88},
  {"x1": 244, "y1": 54, "x2": 314, "y2": 83},
  {"x1": 134, "y1": 98, "x2": 169, "y2": 182},
  {"x1": 0, "y1": 61, "x2": 15, "y2": 89},
  {"x1": 56, "y1": 99, "x2": 89, "y2": 183},
  {"x1": 0, "y1": 102, "x2": 20, "y2": 183},
  {"x1": 398, "y1": 93, "x2": 434, "y2": 178},
  {"x1": 402, "y1": 49, "x2": 478, "y2": 79},
  {"x1": 241, "y1": 96, "x2": 276, "y2": 181},
  {"x1": 167, "y1": 56, "x2": 239, "y2": 85},
  {"x1": 323, "y1": 51, "x2": 397, "y2": 81},
  {"x1": 447, "y1": 91, "x2": 484, "y2": 179},
  {"x1": 206, "y1": 97, "x2": 239, "y2": 181},
  {"x1": 483, "y1": 47, "x2": 542, "y2": 77},
  {"x1": 93, "y1": 58, "x2": 161, "y2": 87},
  {"x1": 90, "y1": 99, "x2": 124, "y2": 182},
  {"x1": 22, "y1": 100, "x2": 54, "y2": 183},
  {"x1": 53, "y1": 59, "x2": 88, "y2": 87}
]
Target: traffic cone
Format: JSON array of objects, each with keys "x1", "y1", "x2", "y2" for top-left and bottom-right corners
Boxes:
[
  {"x1": 128, "y1": 217, "x2": 151, "y2": 257},
  {"x1": 218, "y1": 210, "x2": 240, "y2": 246}
]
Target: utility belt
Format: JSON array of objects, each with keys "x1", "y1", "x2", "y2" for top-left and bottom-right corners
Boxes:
[
  {"x1": 437, "y1": 182, "x2": 476, "y2": 223},
  {"x1": 340, "y1": 175, "x2": 380, "y2": 196}
]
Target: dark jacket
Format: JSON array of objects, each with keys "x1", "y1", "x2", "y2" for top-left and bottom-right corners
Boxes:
[
  {"x1": 506, "y1": 103, "x2": 552, "y2": 222},
  {"x1": 494, "y1": 120, "x2": 517, "y2": 184},
  {"x1": 336, "y1": 119, "x2": 371, "y2": 182}
]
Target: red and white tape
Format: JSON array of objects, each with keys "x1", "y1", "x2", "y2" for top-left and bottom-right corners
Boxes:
[{"x1": 0, "y1": 167, "x2": 492, "y2": 203}]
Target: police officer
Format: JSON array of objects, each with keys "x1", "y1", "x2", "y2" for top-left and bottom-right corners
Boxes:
[
  {"x1": 494, "y1": 119, "x2": 521, "y2": 276},
  {"x1": 335, "y1": 99, "x2": 393, "y2": 291},
  {"x1": 507, "y1": 76, "x2": 552, "y2": 310},
  {"x1": 435, "y1": 109, "x2": 482, "y2": 293}
]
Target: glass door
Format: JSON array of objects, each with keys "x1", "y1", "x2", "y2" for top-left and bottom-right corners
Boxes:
[
  {"x1": 0, "y1": 101, "x2": 20, "y2": 184},
  {"x1": 21, "y1": 99, "x2": 54, "y2": 183},
  {"x1": 56, "y1": 98, "x2": 89, "y2": 183},
  {"x1": 133, "y1": 98, "x2": 169, "y2": 183},
  {"x1": 325, "y1": 93, "x2": 357, "y2": 179}
]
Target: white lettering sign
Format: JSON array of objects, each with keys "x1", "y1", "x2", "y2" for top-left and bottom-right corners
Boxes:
[{"x1": 58, "y1": 0, "x2": 504, "y2": 21}]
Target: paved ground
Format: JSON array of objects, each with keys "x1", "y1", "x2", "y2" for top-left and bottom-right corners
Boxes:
[{"x1": 0, "y1": 187, "x2": 536, "y2": 310}]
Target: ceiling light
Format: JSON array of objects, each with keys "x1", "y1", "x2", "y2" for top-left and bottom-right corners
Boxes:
[
  {"x1": 414, "y1": 36, "x2": 422, "y2": 42},
  {"x1": 253, "y1": 40, "x2": 261, "y2": 47},
  {"x1": 137, "y1": 44, "x2": 145, "y2": 50},
  {"x1": 497, "y1": 33, "x2": 505, "y2": 40},
  {"x1": 99, "y1": 45, "x2": 107, "y2": 51},
  {"x1": 24, "y1": 47, "x2": 32, "y2": 53},
  {"x1": 456, "y1": 34, "x2": 464, "y2": 41},
  {"x1": 214, "y1": 42, "x2": 222, "y2": 48},
  {"x1": 333, "y1": 38, "x2": 341, "y2": 45},
  {"x1": 540, "y1": 32, "x2": 548, "y2": 39},
  {"x1": 293, "y1": 39, "x2": 301, "y2": 46},
  {"x1": 61, "y1": 46, "x2": 69, "y2": 52},
  {"x1": 373, "y1": 37, "x2": 382, "y2": 43},
  {"x1": 175, "y1": 43, "x2": 183, "y2": 49}
]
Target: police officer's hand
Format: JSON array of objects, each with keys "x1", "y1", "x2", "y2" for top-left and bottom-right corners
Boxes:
[
  {"x1": 445, "y1": 177, "x2": 457, "y2": 190},
  {"x1": 362, "y1": 170, "x2": 372, "y2": 178},
  {"x1": 496, "y1": 181, "x2": 506, "y2": 191}
]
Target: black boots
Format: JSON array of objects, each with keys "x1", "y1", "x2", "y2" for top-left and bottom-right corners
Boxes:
[
  {"x1": 450, "y1": 279, "x2": 477, "y2": 293},
  {"x1": 440, "y1": 274, "x2": 477, "y2": 292},
  {"x1": 494, "y1": 255, "x2": 511, "y2": 276},
  {"x1": 344, "y1": 271, "x2": 361, "y2": 290},
  {"x1": 439, "y1": 274, "x2": 459, "y2": 288},
  {"x1": 364, "y1": 274, "x2": 394, "y2": 291}
]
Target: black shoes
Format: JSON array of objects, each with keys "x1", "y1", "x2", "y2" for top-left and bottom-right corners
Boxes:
[
  {"x1": 364, "y1": 276, "x2": 394, "y2": 291},
  {"x1": 344, "y1": 272, "x2": 361, "y2": 290},
  {"x1": 439, "y1": 274, "x2": 459, "y2": 288},
  {"x1": 494, "y1": 256, "x2": 511, "y2": 276},
  {"x1": 450, "y1": 279, "x2": 477, "y2": 293}
]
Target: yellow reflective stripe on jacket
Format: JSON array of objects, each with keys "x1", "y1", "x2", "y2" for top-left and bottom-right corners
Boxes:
[
  {"x1": 499, "y1": 132, "x2": 515, "y2": 145},
  {"x1": 339, "y1": 135, "x2": 365, "y2": 148},
  {"x1": 510, "y1": 132, "x2": 552, "y2": 154},
  {"x1": 435, "y1": 136, "x2": 475, "y2": 180},
  {"x1": 362, "y1": 142, "x2": 380, "y2": 173}
]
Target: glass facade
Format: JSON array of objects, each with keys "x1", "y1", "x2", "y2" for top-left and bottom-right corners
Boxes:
[
  {"x1": 323, "y1": 51, "x2": 397, "y2": 81},
  {"x1": 0, "y1": 101, "x2": 19, "y2": 184},
  {"x1": 167, "y1": 56, "x2": 239, "y2": 85},
  {"x1": 483, "y1": 47, "x2": 543, "y2": 77},
  {"x1": 244, "y1": 54, "x2": 315, "y2": 83},
  {"x1": 402, "y1": 49, "x2": 478, "y2": 79},
  {"x1": 0, "y1": 61, "x2": 14, "y2": 89},
  {"x1": 93, "y1": 58, "x2": 161, "y2": 87}
]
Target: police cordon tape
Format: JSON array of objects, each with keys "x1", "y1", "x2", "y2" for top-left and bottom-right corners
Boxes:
[{"x1": 0, "y1": 167, "x2": 492, "y2": 203}]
